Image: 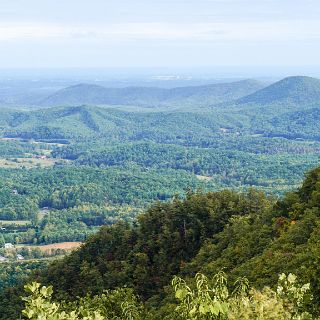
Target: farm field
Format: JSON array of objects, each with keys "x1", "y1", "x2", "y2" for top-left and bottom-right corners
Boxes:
[
  {"x1": 0, "y1": 220, "x2": 31, "y2": 226},
  {"x1": 0, "y1": 157, "x2": 63, "y2": 168},
  {"x1": 18, "y1": 241, "x2": 82, "y2": 252}
]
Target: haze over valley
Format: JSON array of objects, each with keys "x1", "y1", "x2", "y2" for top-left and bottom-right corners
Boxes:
[{"x1": 1, "y1": 0, "x2": 320, "y2": 319}]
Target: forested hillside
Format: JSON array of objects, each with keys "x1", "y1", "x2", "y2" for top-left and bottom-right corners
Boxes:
[
  {"x1": 2, "y1": 0, "x2": 319, "y2": 316},
  {"x1": 1, "y1": 166, "x2": 320, "y2": 319},
  {"x1": 237, "y1": 76, "x2": 320, "y2": 106},
  {"x1": 0, "y1": 75, "x2": 320, "y2": 319},
  {"x1": 40, "y1": 79, "x2": 265, "y2": 108}
]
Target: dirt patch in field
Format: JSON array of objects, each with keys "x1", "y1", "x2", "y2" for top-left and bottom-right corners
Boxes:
[
  {"x1": 38, "y1": 242, "x2": 82, "y2": 250},
  {"x1": 196, "y1": 175, "x2": 213, "y2": 182},
  {"x1": 20, "y1": 242, "x2": 82, "y2": 252},
  {"x1": 0, "y1": 157, "x2": 56, "y2": 168},
  {"x1": 0, "y1": 220, "x2": 31, "y2": 226}
]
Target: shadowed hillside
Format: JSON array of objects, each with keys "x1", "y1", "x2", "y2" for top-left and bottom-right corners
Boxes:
[
  {"x1": 2, "y1": 167, "x2": 320, "y2": 319},
  {"x1": 40, "y1": 79, "x2": 265, "y2": 108},
  {"x1": 237, "y1": 76, "x2": 320, "y2": 106}
]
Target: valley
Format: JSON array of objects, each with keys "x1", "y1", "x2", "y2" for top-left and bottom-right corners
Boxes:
[
  {"x1": 0, "y1": 75, "x2": 320, "y2": 319},
  {"x1": 2, "y1": 0, "x2": 320, "y2": 317},
  {"x1": 0, "y1": 77, "x2": 319, "y2": 250}
]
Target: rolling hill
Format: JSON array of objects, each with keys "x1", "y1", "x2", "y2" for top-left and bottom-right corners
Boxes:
[
  {"x1": 253, "y1": 107, "x2": 320, "y2": 140},
  {"x1": 2, "y1": 166, "x2": 319, "y2": 319},
  {"x1": 40, "y1": 79, "x2": 265, "y2": 108},
  {"x1": 1, "y1": 75, "x2": 320, "y2": 143},
  {"x1": 237, "y1": 76, "x2": 320, "y2": 106},
  {"x1": 1, "y1": 106, "x2": 234, "y2": 141}
]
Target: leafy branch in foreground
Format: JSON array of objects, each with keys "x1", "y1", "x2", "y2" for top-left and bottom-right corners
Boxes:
[
  {"x1": 22, "y1": 282, "x2": 142, "y2": 320},
  {"x1": 21, "y1": 272, "x2": 316, "y2": 319},
  {"x1": 172, "y1": 272, "x2": 315, "y2": 320}
]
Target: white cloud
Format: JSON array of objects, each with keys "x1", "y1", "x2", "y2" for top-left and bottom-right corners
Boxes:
[{"x1": 0, "y1": 20, "x2": 319, "y2": 43}]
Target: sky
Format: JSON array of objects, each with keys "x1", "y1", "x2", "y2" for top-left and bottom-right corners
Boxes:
[{"x1": 0, "y1": 0, "x2": 320, "y2": 72}]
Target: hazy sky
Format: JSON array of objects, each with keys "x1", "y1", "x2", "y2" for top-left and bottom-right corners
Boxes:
[{"x1": 0, "y1": 0, "x2": 320, "y2": 69}]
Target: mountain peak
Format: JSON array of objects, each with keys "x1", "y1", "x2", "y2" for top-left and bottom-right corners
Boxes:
[
  {"x1": 237, "y1": 75, "x2": 320, "y2": 106},
  {"x1": 63, "y1": 83, "x2": 106, "y2": 90},
  {"x1": 39, "y1": 80, "x2": 266, "y2": 108}
]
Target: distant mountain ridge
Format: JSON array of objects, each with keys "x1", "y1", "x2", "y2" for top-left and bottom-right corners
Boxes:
[
  {"x1": 237, "y1": 76, "x2": 320, "y2": 106},
  {"x1": 2, "y1": 75, "x2": 320, "y2": 142},
  {"x1": 2, "y1": 105, "x2": 227, "y2": 141},
  {"x1": 40, "y1": 79, "x2": 265, "y2": 107}
]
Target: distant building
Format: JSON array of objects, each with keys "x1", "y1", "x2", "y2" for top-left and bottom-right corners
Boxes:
[
  {"x1": 0, "y1": 255, "x2": 7, "y2": 262},
  {"x1": 17, "y1": 254, "x2": 24, "y2": 260},
  {"x1": 4, "y1": 243, "x2": 14, "y2": 249},
  {"x1": 12, "y1": 189, "x2": 19, "y2": 195},
  {"x1": 219, "y1": 128, "x2": 229, "y2": 134}
]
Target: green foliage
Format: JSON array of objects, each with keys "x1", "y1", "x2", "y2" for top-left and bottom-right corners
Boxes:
[
  {"x1": 3, "y1": 166, "x2": 320, "y2": 318},
  {"x1": 2, "y1": 76, "x2": 320, "y2": 319},
  {"x1": 20, "y1": 272, "x2": 315, "y2": 320},
  {"x1": 238, "y1": 76, "x2": 320, "y2": 106},
  {"x1": 52, "y1": 141, "x2": 319, "y2": 192},
  {"x1": 41, "y1": 80, "x2": 264, "y2": 108},
  {"x1": 172, "y1": 272, "x2": 314, "y2": 320},
  {"x1": 22, "y1": 282, "x2": 103, "y2": 319},
  {"x1": 0, "y1": 165, "x2": 205, "y2": 245},
  {"x1": 0, "y1": 139, "x2": 38, "y2": 157},
  {"x1": 0, "y1": 261, "x2": 48, "y2": 289},
  {"x1": 3, "y1": 167, "x2": 317, "y2": 318},
  {"x1": 32, "y1": 190, "x2": 270, "y2": 300},
  {"x1": 172, "y1": 272, "x2": 229, "y2": 319},
  {"x1": 22, "y1": 282, "x2": 142, "y2": 320}
]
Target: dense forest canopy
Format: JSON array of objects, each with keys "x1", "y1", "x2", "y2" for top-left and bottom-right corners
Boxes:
[
  {"x1": 1, "y1": 166, "x2": 320, "y2": 319},
  {"x1": 0, "y1": 75, "x2": 320, "y2": 318},
  {"x1": 0, "y1": 77, "x2": 319, "y2": 251}
]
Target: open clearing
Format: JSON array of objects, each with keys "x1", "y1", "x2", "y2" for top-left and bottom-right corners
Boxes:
[
  {"x1": 19, "y1": 242, "x2": 82, "y2": 251},
  {"x1": 196, "y1": 175, "x2": 213, "y2": 182},
  {"x1": 0, "y1": 137, "x2": 68, "y2": 147},
  {"x1": 0, "y1": 220, "x2": 31, "y2": 226},
  {"x1": 0, "y1": 157, "x2": 68, "y2": 168}
]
